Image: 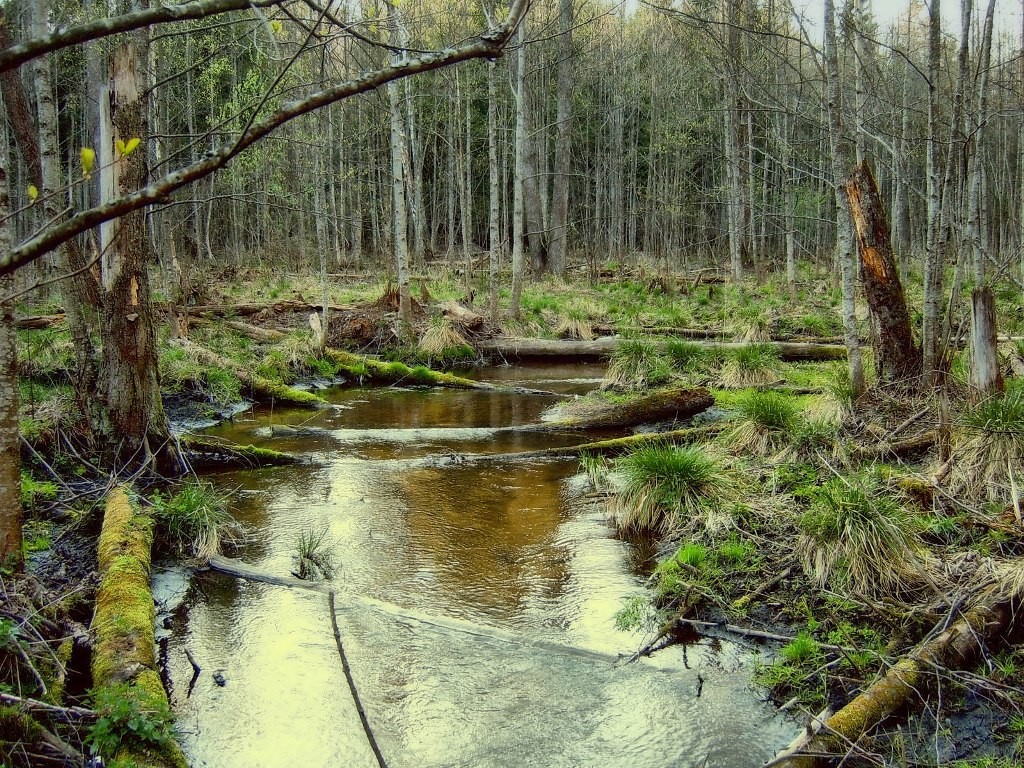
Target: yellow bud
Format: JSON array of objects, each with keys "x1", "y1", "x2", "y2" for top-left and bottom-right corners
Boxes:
[
  {"x1": 80, "y1": 147, "x2": 96, "y2": 179},
  {"x1": 26, "y1": 184, "x2": 38, "y2": 202}
]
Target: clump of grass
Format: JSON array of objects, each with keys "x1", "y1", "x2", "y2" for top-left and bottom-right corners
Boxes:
[
  {"x1": 614, "y1": 594, "x2": 661, "y2": 632},
  {"x1": 948, "y1": 387, "x2": 1024, "y2": 513},
  {"x1": 819, "y1": 361, "x2": 856, "y2": 420},
  {"x1": 554, "y1": 307, "x2": 595, "y2": 341},
  {"x1": 579, "y1": 452, "x2": 609, "y2": 491},
  {"x1": 717, "y1": 536, "x2": 755, "y2": 565},
  {"x1": 613, "y1": 444, "x2": 739, "y2": 534},
  {"x1": 160, "y1": 344, "x2": 242, "y2": 406},
  {"x1": 419, "y1": 316, "x2": 470, "y2": 357},
  {"x1": 603, "y1": 340, "x2": 672, "y2": 390},
  {"x1": 779, "y1": 631, "x2": 821, "y2": 664},
  {"x1": 665, "y1": 338, "x2": 710, "y2": 376},
  {"x1": 294, "y1": 525, "x2": 336, "y2": 581},
  {"x1": 796, "y1": 471, "x2": 924, "y2": 597},
  {"x1": 720, "y1": 343, "x2": 780, "y2": 388},
  {"x1": 723, "y1": 390, "x2": 802, "y2": 458},
  {"x1": 673, "y1": 542, "x2": 708, "y2": 568},
  {"x1": 153, "y1": 480, "x2": 239, "y2": 561}
]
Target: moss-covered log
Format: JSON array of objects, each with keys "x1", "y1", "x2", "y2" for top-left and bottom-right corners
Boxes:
[
  {"x1": 513, "y1": 387, "x2": 714, "y2": 432},
  {"x1": 180, "y1": 434, "x2": 302, "y2": 467},
  {"x1": 91, "y1": 487, "x2": 187, "y2": 768},
  {"x1": 476, "y1": 337, "x2": 848, "y2": 362},
  {"x1": 169, "y1": 338, "x2": 326, "y2": 407},
  {"x1": 771, "y1": 602, "x2": 1009, "y2": 768}
]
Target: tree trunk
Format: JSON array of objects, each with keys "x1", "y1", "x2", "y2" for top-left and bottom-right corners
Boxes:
[
  {"x1": 509, "y1": 26, "x2": 527, "y2": 319},
  {"x1": 99, "y1": 42, "x2": 178, "y2": 474},
  {"x1": 845, "y1": 161, "x2": 922, "y2": 387},
  {"x1": 548, "y1": 0, "x2": 573, "y2": 276},
  {"x1": 487, "y1": 59, "x2": 501, "y2": 321},
  {"x1": 0, "y1": 119, "x2": 20, "y2": 567},
  {"x1": 386, "y1": 6, "x2": 413, "y2": 330},
  {"x1": 824, "y1": 0, "x2": 865, "y2": 399},
  {"x1": 968, "y1": 287, "x2": 1003, "y2": 401}
]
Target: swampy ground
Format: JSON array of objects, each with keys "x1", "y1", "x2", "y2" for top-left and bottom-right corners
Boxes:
[{"x1": 6, "y1": 262, "x2": 1024, "y2": 767}]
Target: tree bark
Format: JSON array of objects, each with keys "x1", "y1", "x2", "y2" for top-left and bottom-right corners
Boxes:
[
  {"x1": 548, "y1": 0, "x2": 573, "y2": 276},
  {"x1": 0, "y1": 117, "x2": 21, "y2": 567},
  {"x1": 844, "y1": 161, "x2": 922, "y2": 387},
  {"x1": 968, "y1": 287, "x2": 1004, "y2": 400},
  {"x1": 99, "y1": 42, "x2": 179, "y2": 474}
]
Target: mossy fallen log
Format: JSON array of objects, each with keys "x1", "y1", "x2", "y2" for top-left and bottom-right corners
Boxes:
[
  {"x1": 769, "y1": 602, "x2": 1010, "y2": 768},
  {"x1": 516, "y1": 387, "x2": 715, "y2": 432},
  {"x1": 476, "y1": 337, "x2": 848, "y2": 362},
  {"x1": 91, "y1": 487, "x2": 188, "y2": 768},
  {"x1": 169, "y1": 338, "x2": 326, "y2": 407},
  {"x1": 180, "y1": 434, "x2": 302, "y2": 467}
]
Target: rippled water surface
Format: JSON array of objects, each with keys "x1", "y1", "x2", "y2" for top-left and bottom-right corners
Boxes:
[{"x1": 158, "y1": 362, "x2": 798, "y2": 767}]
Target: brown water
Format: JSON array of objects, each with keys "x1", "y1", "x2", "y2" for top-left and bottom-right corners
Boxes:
[{"x1": 157, "y1": 362, "x2": 799, "y2": 767}]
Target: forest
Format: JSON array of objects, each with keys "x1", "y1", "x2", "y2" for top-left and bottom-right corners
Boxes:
[{"x1": 1, "y1": 0, "x2": 1024, "y2": 765}]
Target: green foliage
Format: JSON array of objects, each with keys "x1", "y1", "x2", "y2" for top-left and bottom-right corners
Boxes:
[
  {"x1": 716, "y1": 536, "x2": 755, "y2": 565},
  {"x1": 88, "y1": 683, "x2": 176, "y2": 760},
  {"x1": 20, "y1": 472, "x2": 57, "y2": 511},
  {"x1": 673, "y1": 542, "x2": 708, "y2": 568},
  {"x1": 152, "y1": 480, "x2": 237, "y2": 560},
  {"x1": 614, "y1": 594, "x2": 661, "y2": 633},
  {"x1": 603, "y1": 340, "x2": 672, "y2": 390},
  {"x1": 779, "y1": 631, "x2": 821, "y2": 664},
  {"x1": 160, "y1": 345, "x2": 242, "y2": 407},
  {"x1": 797, "y1": 471, "x2": 923, "y2": 596},
  {"x1": 578, "y1": 452, "x2": 609, "y2": 491},
  {"x1": 294, "y1": 526, "x2": 336, "y2": 581}
]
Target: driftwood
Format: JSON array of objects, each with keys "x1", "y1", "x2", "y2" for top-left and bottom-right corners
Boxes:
[
  {"x1": 439, "y1": 301, "x2": 484, "y2": 330},
  {"x1": 476, "y1": 337, "x2": 847, "y2": 362},
  {"x1": 207, "y1": 554, "x2": 328, "y2": 592},
  {"x1": 769, "y1": 602, "x2": 1010, "y2": 768},
  {"x1": 169, "y1": 338, "x2": 327, "y2": 407}
]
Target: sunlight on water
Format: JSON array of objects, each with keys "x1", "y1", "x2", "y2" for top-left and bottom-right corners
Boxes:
[{"x1": 160, "y1": 365, "x2": 799, "y2": 767}]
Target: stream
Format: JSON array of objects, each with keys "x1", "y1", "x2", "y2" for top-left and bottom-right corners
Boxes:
[{"x1": 155, "y1": 362, "x2": 800, "y2": 767}]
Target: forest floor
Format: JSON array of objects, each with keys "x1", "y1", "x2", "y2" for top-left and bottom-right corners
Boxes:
[{"x1": 7, "y1": 259, "x2": 1024, "y2": 767}]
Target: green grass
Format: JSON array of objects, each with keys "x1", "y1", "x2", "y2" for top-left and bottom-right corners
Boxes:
[
  {"x1": 152, "y1": 480, "x2": 238, "y2": 560},
  {"x1": 664, "y1": 338, "x2": 710, "y2": 375},
  {"x1": 949, "y1": 387, "x2": 1024, "y2": 508},
  {"x1": 294, "y1": 525, "x2": 337, "y2": 580},
  {"x1": 779, "y1": 631, "x2": 821, "y2": 664},
  {"x1": 603, "y1": 340, "x2": 672, "y2": 391},
  {"x1": 724, "y1": 390, "x2": 802, "y2": 457},
  {"x1": 613, "y1": 444, "x2": 738, "y2": 534},
  {"x1": 720, "y1": 343, "x2": 780, "y2": 387}
]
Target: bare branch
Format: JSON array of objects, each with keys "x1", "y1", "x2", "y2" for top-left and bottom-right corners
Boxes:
[{"x1": 0, "y1": 0, "x2": 532, "y2": 276}]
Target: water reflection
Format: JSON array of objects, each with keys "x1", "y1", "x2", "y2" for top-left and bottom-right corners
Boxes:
[{"x1": 163, "y1": 365, "x2": 798, "y2": 767}]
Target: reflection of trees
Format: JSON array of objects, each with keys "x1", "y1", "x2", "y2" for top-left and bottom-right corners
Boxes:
[{"x1": 397, "y1": 461, "x2": 572, "y2": 620}]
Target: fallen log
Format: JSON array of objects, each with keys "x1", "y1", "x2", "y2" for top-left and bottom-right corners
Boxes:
[
  {"x1": 91, "y1": 487, "x2": 188, "y2": 768},
  {"x1": 207, "y1": 554, "x2": 328, "y2": 592},
  {"x1": 179, "y1": 435, "x2": 302, "y2": 467},
  {"x1": 768, "y1": 601, "x2": 1010, "y2": 768},
  {"x1": 14, "y1": 313, "x2": 65, "y2": 329},
  {"x1": 476, "y1": 337, "x2": 848, "y2": 362},
  {"x1": 852, "y1": 430, "x2": 937, "y2": 460},
  {"x1": 168, "y1": 338, "x2": 327, "y2": 407},
  {"x1": 518, "y1": 387, "x2": 714, "y2": 432}
]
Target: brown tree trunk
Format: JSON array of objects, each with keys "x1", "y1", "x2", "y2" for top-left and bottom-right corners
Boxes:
[
  {"x1": 99, "y1": 42, "x2": 178, "y2": 474},
  {"x1": 0, "y1": 124, "x2": 21, "y2": 567},
  {"x1": 844, "y1": 161, "x2": 922, "y2": 387}
]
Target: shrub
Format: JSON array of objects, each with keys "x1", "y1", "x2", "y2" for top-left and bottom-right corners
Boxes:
[{"x1": 88, "y1": 683, "x2": 176, "y2": 760}]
